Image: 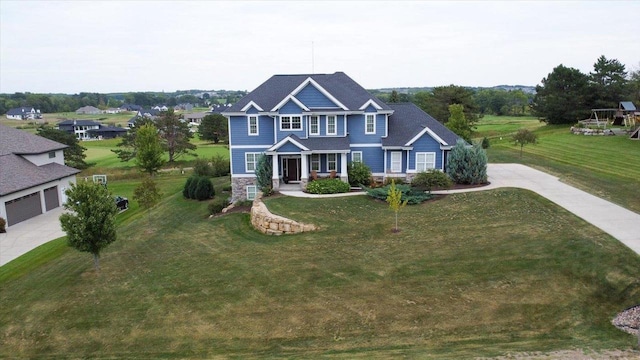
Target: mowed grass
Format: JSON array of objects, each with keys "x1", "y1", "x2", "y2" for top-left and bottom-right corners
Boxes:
[
  {"x1": 485, "y1": 125, "x2": 640, "y2": 213},
  {"x1": 1, "y1": 185, "x2": 639, "y2": 358},
  {"x1": 474, "y1": 115, "x2": 544, "y2": 139}
]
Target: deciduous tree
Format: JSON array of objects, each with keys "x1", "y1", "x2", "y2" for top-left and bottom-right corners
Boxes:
[
  {"x1": 386, "y1": 179, "x2": 407, "y2": 233},
  {"x1": 60, "y1": 182, "x2": 117, "y2": 271},
  {"x1": 414, "y1": 85, "x2": 479, "y2": 124},
  {"x1": 513, "y1": 128, "x2": 538, "y2": 157},
  {"x1": 446, "y1": 104, "x2": 473, "y2": 143},
  {"x1": 155, "y1": 110, "x2": 196, "y2": 162},
  {"x1": 135, "y1": 123, "x2": 165, "y2": 175},
  {"x1": 133, "y1": 177, "x2": 162, "y2": 223},
  {"x1": 198, "y1": 113, "x2": 228, "y2": 143}
]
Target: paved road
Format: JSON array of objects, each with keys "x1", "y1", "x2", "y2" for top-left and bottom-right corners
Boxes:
[
  {"x1": 2, "y1": 164, "x2": 639, "y2": 266},
  {"x1": 433, "y1": 164, "x2": 640, "y2": 255}
]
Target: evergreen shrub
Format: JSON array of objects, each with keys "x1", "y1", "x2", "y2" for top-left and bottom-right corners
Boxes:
[
  {"x1": 194, "y1": 177, "x2": 215, "y2": 201},
  {"x1": 446, "y1": 139, "x2": 488, "y2": 185},
  {"x1": 366, "y1": 184, "x2": 431, "y2": 205},
  {"x1": 208, "y1": 197, "x2": 229, "y2": 215}
]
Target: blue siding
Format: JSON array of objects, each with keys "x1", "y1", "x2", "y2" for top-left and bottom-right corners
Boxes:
[
  {"x1": 229, "y1": 115, "x2": 274, "y2": 146},
  {"x1": 364, "y1": 104, "x2": 378, "y2": 113},
  {"x1": 347, "y1": 114, "x2": 384, "y2": 143},
  {"x1": 278, "y1": 142, "x2": 304, "y2": 153},
  {"x1": 280, "y1": 100, "x2": 303, "y2": 114},
  {"x1": 231, "y1": 148, "x2": 267, "y2": 175},
  {"x1": 297, "y1": 85, "x2": 337, "y2": 108},
  {"x1": 350, "y1": 147, "x2": 384, "y2": 173},
  {"x1": 408, "y1": 134, "x2": 444, "y2": 170},
  {"x1": 246, "y1": 107, "x2": 259, "y2": 114}
]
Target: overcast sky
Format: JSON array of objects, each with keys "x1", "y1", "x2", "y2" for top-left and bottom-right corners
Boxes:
[{"x1": 1, "y1": 0, "x2": 639, "y2": 94}]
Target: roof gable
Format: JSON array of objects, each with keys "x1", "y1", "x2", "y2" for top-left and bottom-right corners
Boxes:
[
  {"x1": 267, "y1": 135, "x2": 309, "y2": 152},
  {"x1": 382, "y1": 103, "x2": 461, "y2": 148},
  {"x1": 0, "y1": 124, "x2": 67, "y2": 156}
]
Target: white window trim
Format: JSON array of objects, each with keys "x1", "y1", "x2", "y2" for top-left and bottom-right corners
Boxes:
[
  {"x1": 310, "y1": 154, "x2": 320, "y2": 171},
  {"x1": 365, "y1": 113, "x2": 376, "y2": 134},
  {"x1": 280, "y1": 115, "x2": 303, "y2": 131},
  {"x1": 309, "y1": 116, "x2": 319, "y2": 136},
  {"x1": 390, "y1": 151, "x2": 402, "y2": 173},
  {"x1": 416, "y1": 152, "x2": 436, "y2": 172},
  {"x1": 246, "y1": 185, "x2": 257, "y2": 200},
  {"x1": 327, "y1": 153, "x2": 337, "y2": 171},
  {"x1": 351, "y1": 151, "x2": 362, "y2": 163},
  {"x1": 245, "y1": 152, "x2": 261, "y2": 172},
  {"x1": 326, "y1": 115, "x2": 337, "y2": 135},
  {"x1": 248, "y1": 115, "x2": 259, "y2": 136}
]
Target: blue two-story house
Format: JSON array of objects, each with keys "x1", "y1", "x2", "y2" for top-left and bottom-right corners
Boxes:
[{"x1": 223, "y1": 72, "x2": 462, "y2": 202}]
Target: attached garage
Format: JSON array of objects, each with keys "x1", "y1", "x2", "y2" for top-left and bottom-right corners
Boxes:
[
  {"x1": 5, "y1": 192, "x2": 42, "y2": 226},
  {"x1": 44, "y1": 186, "x2": 60, "y2": 211}
]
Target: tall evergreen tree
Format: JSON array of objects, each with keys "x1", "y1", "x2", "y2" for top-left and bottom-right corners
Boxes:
[
  {"x1": 413, "y1": 85, "x2": 479, "y2": 124},
  {"x1": 446, "y1": 104, "x2": 473, "y2": 143},
  {"x1": 588, "y1": 55, "x2": 628, "y2": 109},
  {"x1": 155, "y1": 110, "x2": 196, "y2": 162},
  {"x1": 532, "y1": 64, "x2": 590, "y2": 124}
]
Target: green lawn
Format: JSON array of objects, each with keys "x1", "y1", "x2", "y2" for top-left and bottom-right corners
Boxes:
[
  {"x1": 485, "y1": 125, "x2": 640, "y2": 213},
  {"x1": 474, "y1": 115, "x2": 544, "y2": 140},
  {"x1": 1, "y1": 182, "x2": 639, "y2": 358}
]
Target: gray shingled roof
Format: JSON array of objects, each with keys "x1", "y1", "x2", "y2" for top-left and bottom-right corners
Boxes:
[
  {"x1": 382, "y1": 103, "x2": 462, "y2": 147},
  {"x1": 57, "y1": 119, "x2": 101, "y2": 126},
  {"x1": 291, "y1": 134, "x2": 350, "y2": 151},
  {"x1": 226, "y1": 72, "x2": 390, "y2": 113},
  {"x1": 0, "y1": 124, "x2": 80, "y2": 196},
  {"x1": 0, "y1": 124, "x2": 67, "y2": 155}
]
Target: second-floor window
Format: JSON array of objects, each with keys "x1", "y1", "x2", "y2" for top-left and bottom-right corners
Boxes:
[
  {"x1": 281, "y1": 116, "x2": 302, "y2": 130},
  {"x1": 309, "y1": 116, "x2": 319, "y2": 135},
  {"x1": 48, "y1": 151, "x2": 56, "y2": 159},
  {"x1": 327, "y1": 115, "x2": 336, "y2": 135},
  {"x1": 365, "y1": 114, "x2": 376, "y2": 134},
  {"x1": 248, "y1": 116, "x2": 258, "y2": 136}
]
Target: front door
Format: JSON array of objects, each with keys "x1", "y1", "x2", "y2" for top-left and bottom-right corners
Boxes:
[{"x1": 285, "y1": 158, "x2": 300, "y2": 182}]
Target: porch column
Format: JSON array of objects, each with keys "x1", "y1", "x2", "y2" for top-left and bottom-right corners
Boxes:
[
  {"x1": 300, "y1": 153, "x2": 309, "y2": 190},
  {"x1": 271, "y1": 153, "x2": 280, "y2": 191},
  {"x1": 340, "y1": 153, "x2": 348, "y2": 182}
]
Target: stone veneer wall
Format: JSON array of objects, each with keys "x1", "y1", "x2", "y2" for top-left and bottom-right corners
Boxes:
[
  {"x1": 231, "y1": 177, "x2": 256, "y2": 203},
  {"x1": 250, "y1": 193, "x2": 317, "y2": 235}
]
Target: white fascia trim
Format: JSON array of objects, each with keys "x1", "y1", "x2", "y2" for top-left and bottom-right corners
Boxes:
[
  {"x1": 241, "y1": 101, "x2": 264, "y2": 112},
  {"x1": 289, "y1": 77, "x2": 349, "y2": 111},
  {"x1": 405, "y1": 127, "x2": 447, "y2": 146},
  {"x1": 231, "y1": 174, "x2": 257, "y2": 178},
  {"x1": 271, "y1": 94, "x2": 309, "y2": 112},
  {"x1": 230, "y1": 144, "x2": 272, "y2": 149},
  {"x1": 440, "y1": 145, "x2": 453, "y2": 150},
  {"x1": 224, "y1": 112, "x2": 249, "y2": 116},
  {"x1": 267, "y1": 136, "x2": 309, "y2": 152},
  {"x1": 350, "y1": 143, "x2": 382, "y2": 148},
  {"x1": 382, "y1": 146, "x2": 413, "y2": 151},
  {"x1": 359, "y1": 99, "x2": 382, "y2": 111},
  {"x1": 310, "y1": 149, "x2": 350, "y2": 154}
]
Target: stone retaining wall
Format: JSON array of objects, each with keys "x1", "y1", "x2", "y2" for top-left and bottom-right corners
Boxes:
[{"x1": 250, "y1": 193, "x2": 317, "y2": 235}]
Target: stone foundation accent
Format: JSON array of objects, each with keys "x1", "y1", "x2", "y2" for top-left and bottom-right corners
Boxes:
[
  {"x1": 250, "y1": 192, "x2": 317, "y2": 235},
  {"x1": 231, "y1": 177, "x2": 256, "y2": 203}
]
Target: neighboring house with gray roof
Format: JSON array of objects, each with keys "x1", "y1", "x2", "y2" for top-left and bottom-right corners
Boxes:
[
  {"x1": 75, "y1": 106, "x2": 102, "y2": 115},
  {"x1": 57, "y1": 120, "x2": 127, "y2": 140},
  {"x1": 0, "y1": 124, "x2": 80, "y2": 226},
  {"x1": 6, "y1": 107, "x2": 42, "y2": 120},
  {"x1": 223, "y1": 72, "x2": 463, "y2": 202}
]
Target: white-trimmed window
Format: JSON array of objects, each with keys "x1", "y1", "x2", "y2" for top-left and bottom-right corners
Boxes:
[
  {"x1": 246, "y1": 185, "x2": 257, "y2": 201},
  {"x1": 245, "y1": 152, "x2": 261, "y2": 172},
  {"x1": 326, "y1": 115, "x2": 336, "y2": 135},
  {"x1": 365, "y1": 113, "x2": 376, "y2": 134},
  {"x1": 351, "y1": 151, "x2": 362, "y2": 163},
  {"x1": 310, "y1": 154, "x2": 320, "y2": 171},
  {"x1": 416, "y1": 152, "x2": 436, "y2": 172},
  {"x1": 248, "y1": 116, "x2": 258, "y2": 136},
  {"x1": 281, "y1": 116, "x2": 302, "y2": 130},
  {"x1": 327, "y1": 153, "x2": 337, "y2": 171},
  {"x1": 310, "y1": 116, "x2": 319, "y2": 135},
  {"x1": 390, "y1": 151, "x2": 402, "y2": 173}
]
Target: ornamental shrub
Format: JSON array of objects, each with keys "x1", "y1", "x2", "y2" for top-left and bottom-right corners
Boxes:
[
  {"x1": 183, "y1": 176, "x2": 195, "y2": 198},
  {"x1": 194, "y1": 176, "x2": 215, "y2": 201},
  {"x1": 347, "y1": 161, "x2": 372, "y2": 186},
  {"x1": 193, "y1": 158, "x2": 213, "y2": 177},
  {"x1": 411, "y1": 170, "x2": 452, "y2": 192},
  {"x1": 208, "y1": 197, "x2": 229, "y2": 215},
  {"x1": 481, "y1": 137, "x2": 490, "y2": 149},
  {"x1": 446, "y1": 139, "x2": 487, "y2": 185},
  {"x1": 210, "y1": 154, "x2": 230, "y2": 177},
  {"x1": 255, "y1": 154, "x2": 273, "y2": 195},
  {"x1": 306, "y1": 178, "x2": 350, "y2": 194},
  {"x1": 0, "y1": 217, "x2": 6, "y2": 233},
  {"x1": 188, "y1": 175, "x2": 199, "y2": 199},
  {"x1": 366, "y1": 184, "x2": 431, "y2": 205}
]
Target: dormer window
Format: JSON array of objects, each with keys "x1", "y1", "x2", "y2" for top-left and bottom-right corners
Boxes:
[{"x1": 281, "y1": 116, "x2": 302, "y2": 130}]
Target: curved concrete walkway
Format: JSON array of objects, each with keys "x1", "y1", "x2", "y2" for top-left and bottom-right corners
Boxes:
[{"x1": 283, "y1": 164, "x2": 640, "y2": 255}]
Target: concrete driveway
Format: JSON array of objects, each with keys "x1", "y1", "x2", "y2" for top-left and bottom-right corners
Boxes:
[
  {"x1": 0, "y1": 207, "x2": 66, "y2": 266},
  {"x1": 434, "y1": 164, "x2": 640, "y2": 255}
]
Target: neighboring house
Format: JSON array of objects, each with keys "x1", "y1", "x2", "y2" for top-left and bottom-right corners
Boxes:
[
  {"x1": 6, "y1": 107, "x2": 42, "y2": 120},
  {"x1": 223, "y1": 72, "x2": 463, "y2": 202},
  {"x1": 120, "y1": 104, "x2": 143, "y2": 112},
  {"x1": 211, "y1": 105, "x2": 229, "y2": 114},
  {"x1": 104, "y1": 107, "x2": 122, "y2": 114},
  {"x1": 174, "y1": 103, "x2": 194, "y2": 112},
  {"x1": 138, "y1": 108, "x2": 161, "y2": 118},
  {"x1": 183, "y1": 112, "x2": 207, "y2": 125},
  {"x1": 0, "y1": 124, "x2": 80, "y2": 226},
  {"x1": 57, "y1": 120, "x2": 100, "y2": 140},
  {"x1": 152, "y1": 105, "x2": 169, "y2": 112},
  {"x1": 75, "y1": 106, "x2": 102, "y2": 115},
  {"x1": 56, "y1": 120, "x2": 127, "y2": 140}
]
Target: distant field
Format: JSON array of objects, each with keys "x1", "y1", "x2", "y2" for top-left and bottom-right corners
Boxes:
[{"x1": 473, "y1": 115, "x2": 544, "y2": 140}]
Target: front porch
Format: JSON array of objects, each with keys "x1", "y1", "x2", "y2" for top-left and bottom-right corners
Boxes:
[{"x1": 269, "y1": 152, "x2": 349, "y2": 192}]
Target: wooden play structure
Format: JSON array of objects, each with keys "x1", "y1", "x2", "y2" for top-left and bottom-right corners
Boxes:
[{"x1": 579, "y1": 102, "x2": 639, "y2": 139}]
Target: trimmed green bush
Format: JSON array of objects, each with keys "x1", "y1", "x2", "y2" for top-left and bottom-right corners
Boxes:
[
  {"x1": 366, "y1": 184, "x2": 432, "y2": 205},
  {"x1": 193, "y1": 158, "x2": 213, "y2": 177},
  {"x1": 183, "y1": 176, "x2": 195, "y2": 198},
  {"x1": 188, "y1": 176, "x2": 199, "y2": 199},
  {"x1": 208, "y1": 197, "x2": 229, "y2": 215},
  {"x1": 412, "y1": 170, "x2": 453, "y2": 192},
  {"x1": 194, "y1": 177, "x2": 215, "y2": 201},
  {"x1": 347, "y1": 161, "x2": 372, "y2": 186},
  {"x1": 210, "y1": 154, "x2": 230, "y2": 177},
  {"x1": 0, "y1": 217, "x2": 6, "y2": 233},
  {"x1": 481, "y1": 137, "x2": 490, "y2": 149},
  {"x1": 306, "y1": 178, "x2": 350, "y2": 194},
  {"x1": 446, "y1": 139, "x2": 488, "y2": 185}
]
